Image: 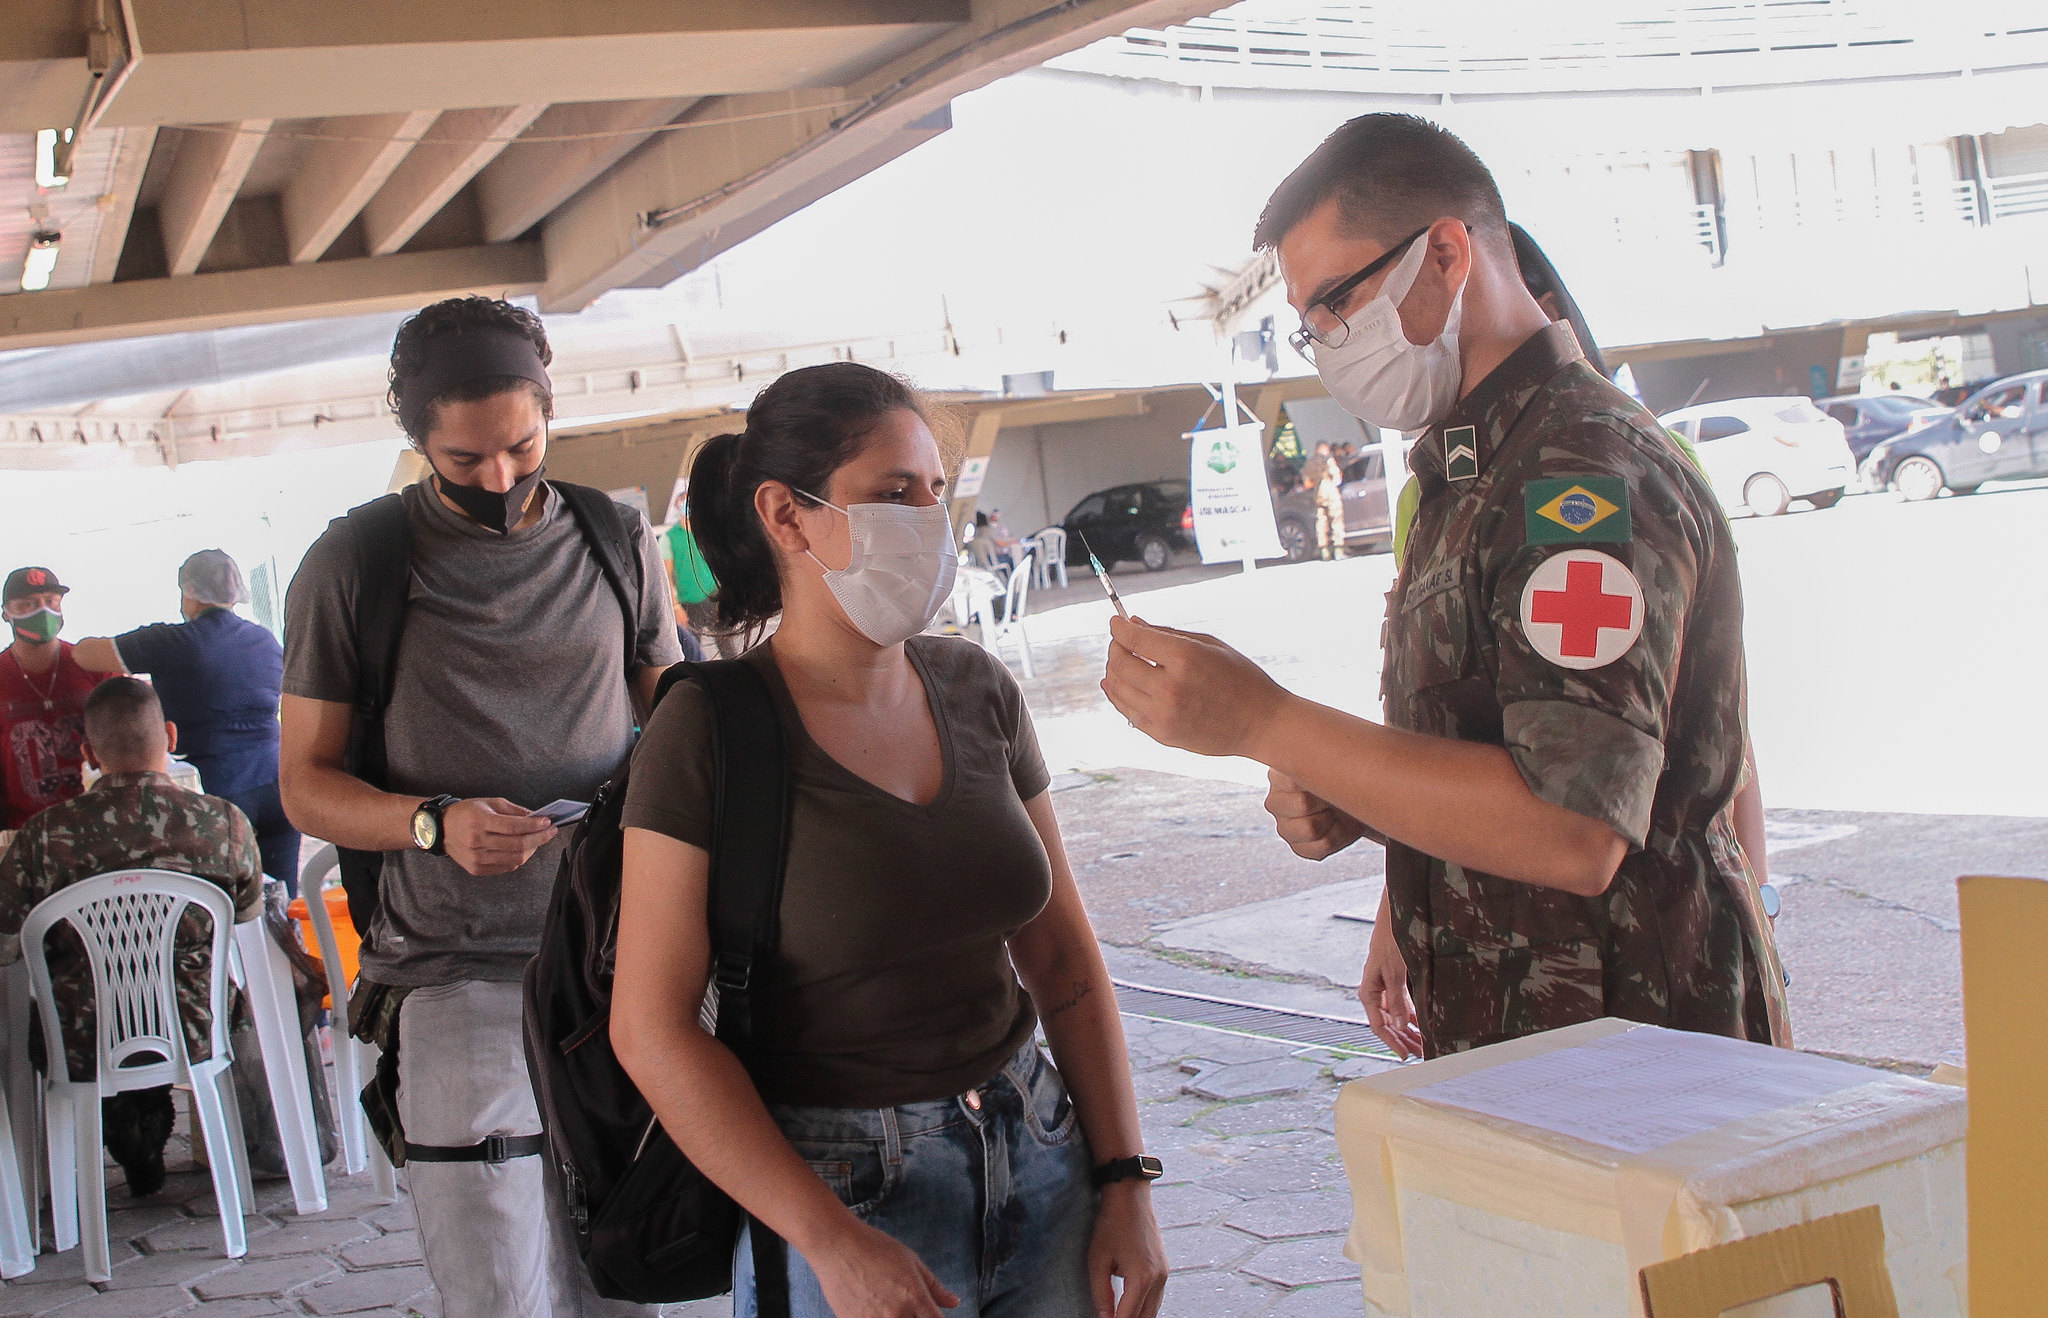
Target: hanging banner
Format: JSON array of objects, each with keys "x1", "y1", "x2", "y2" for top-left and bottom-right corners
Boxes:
[
  {"x1": 1187, "y1": 423, "x2": 1284, "y2": 564},
  {"x1": 954, "y1": 455, "x2": 990, "y2": 499}
]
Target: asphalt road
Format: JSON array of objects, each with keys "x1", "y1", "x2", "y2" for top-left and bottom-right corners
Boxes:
[{"x1": 1013, "y1": 479, "x2": 2048, "y2": 1070}]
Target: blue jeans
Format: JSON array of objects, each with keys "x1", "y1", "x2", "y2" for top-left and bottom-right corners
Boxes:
[
  {"x1": 737, "y1": 1041, "x2": 1098, "y2": 1317},
  {"x1": 220, "y1": 778, "x2": 303, "y2": 895}
]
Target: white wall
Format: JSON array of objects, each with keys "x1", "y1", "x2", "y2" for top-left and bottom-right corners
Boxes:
[{"x1": 975, "y1": 393, "x2": 1215, "y2": 535}]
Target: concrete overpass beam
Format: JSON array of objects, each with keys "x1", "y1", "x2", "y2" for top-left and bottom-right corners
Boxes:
[
  {"x1": 282, "y1": 110, "x2": 438, "y2": 264},
  {"x1": 0, "y1": 0, "x2": 970, "y2": 131},
  {"x1": 159, "y1": 119, "x2": 272, "y2": 276},
  {"x1": 0, "y1": 243, "x2": 542, "y2": 350},
  {"x1": 364, "y1": 104, "x2": 548, "y2": 257},
  {"x1": 87, "y1": 125, "x2": 158, "y2": 285},
  {"x1": 474, "y1": 99, "x2": 700, "y2": 245},
  {"x1": 535, "y1": 0, "x2": 1219, "y2": 313}
]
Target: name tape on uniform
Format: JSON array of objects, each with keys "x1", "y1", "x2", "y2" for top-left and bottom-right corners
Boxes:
[
  {"x1": 1404, "y1": 557, "x2": 1461, "y2": 609},
  {"x1": 1524, "y1": 476, "x2": 1631, "y2": 545},
  {"x1": 1517, "y1": 549, "x2": 1644, "y2": 670}
]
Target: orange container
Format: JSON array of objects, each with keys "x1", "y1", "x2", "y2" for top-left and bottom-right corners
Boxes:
[{"x1": 286, "y1": 884, "x2": 361, "y2": 1007}]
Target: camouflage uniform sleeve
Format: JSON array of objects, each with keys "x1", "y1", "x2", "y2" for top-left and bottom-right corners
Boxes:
[
  {"x1": 1484, "y1": 426, "x2": 1712, "y2": 850},
  {"x1": 0, "y1": 822, "x2": 49, "y2": 953}
]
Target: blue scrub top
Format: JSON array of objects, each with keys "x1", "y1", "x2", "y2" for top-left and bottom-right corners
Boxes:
[{"x1": 115, "y1": 608, "x2": 284, "y2": 797}]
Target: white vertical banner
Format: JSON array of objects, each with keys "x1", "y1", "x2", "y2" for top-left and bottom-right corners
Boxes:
[
  {"x1": 1187, "y1": 423, "x2": 1284, "y2": 565},
  {"x1": 954, "y1": 455, "x2": 990, "y2": 499}
]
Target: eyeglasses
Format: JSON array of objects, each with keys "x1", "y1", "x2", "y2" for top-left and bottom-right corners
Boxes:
[
  {"x1": 1286, "y1": 224, "x2": 1436, "y2": 361},
  {"x1": 2, "y1": 597, "x2": 58, "y2": 618}
]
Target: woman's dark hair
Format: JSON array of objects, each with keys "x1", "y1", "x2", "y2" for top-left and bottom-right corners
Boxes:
[
  {"x1": 689, "y1": 362, "x2": 931, "y2": 632},
  {"x1": 387, "y1": 296, "x2": 554, "y2": 443},
  {"x1": 1510, "y1": 222, "x2": 1610, "y2": 381}
]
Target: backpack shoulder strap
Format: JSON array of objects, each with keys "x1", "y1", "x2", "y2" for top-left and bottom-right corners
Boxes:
[
  {"x1": 555, "y1": 481, "x2": 645, "y2": 674},
  {"x1": 341, "y1": 493, "x2": 413, "y2": 786},
  {"x1": 678, "y1": 655, "x2": 794, "y2": 1318},
  {"x1": 687, "y1": 658, "x2": 790, "y2": 1054}
]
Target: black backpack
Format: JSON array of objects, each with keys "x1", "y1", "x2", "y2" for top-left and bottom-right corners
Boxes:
[
  {"x1": 522, "y1": 659, "x2": 794, "y2": 1312},
  {"x1": 333, "y1": 481, "x2": 645, "y2": 933}
]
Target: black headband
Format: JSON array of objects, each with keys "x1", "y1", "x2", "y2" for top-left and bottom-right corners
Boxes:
[{"x1": 396, "y1": 327, "x2": 553, "y2": 439}]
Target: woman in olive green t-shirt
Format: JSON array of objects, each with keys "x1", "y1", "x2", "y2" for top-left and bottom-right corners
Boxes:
[{"x1": 611, "y1": 363, "x2": 1167, "y2": 1318}]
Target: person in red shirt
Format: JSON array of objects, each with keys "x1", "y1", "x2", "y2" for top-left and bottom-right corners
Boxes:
[{"x1": 1, "y1": 567, "x2": 101, "y2": 830}]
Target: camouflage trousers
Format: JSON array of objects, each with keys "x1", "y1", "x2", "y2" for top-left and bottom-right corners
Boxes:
[{"x1": 1315, "y1": 491, "x2": 1346, "y2": 558}]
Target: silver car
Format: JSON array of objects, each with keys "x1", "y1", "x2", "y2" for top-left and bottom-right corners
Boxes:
[{"x1": 1273, "y1": 451, "x2": 1394, "y2": 561}]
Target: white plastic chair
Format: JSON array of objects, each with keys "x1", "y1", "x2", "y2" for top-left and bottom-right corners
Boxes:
[
  {"x1": 975, "y1": 551, "x2": 1038, "y2": 677},
  {"x1": 296, "y1": 845, "x2": 395, "y2": 1197},
  {"x1": 946, "y1": 563, "x2": 1001, "y2": 634},
  {"x1": 2, "y1": 959, "x2": 42, "y2": 1274},
  {"x1": 22, "y1": 870, "x2": 254, "y2": 1282},
  {"x1": 1030, "y1": 527, "x2": 1069, "y2": 591},
  {"x1": 233, "y1": 898, "x2": 328, "y2": 1217},
  {"x1": 0, "y1": 968, "x2": 33, "y2": 1277}
]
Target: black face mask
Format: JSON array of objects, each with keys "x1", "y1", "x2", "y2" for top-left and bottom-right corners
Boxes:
[{"x1": 434, "y1": 465, "x2": 546, "y2": 535}]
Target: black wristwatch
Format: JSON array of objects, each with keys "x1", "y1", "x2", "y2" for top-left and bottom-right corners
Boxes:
[
  {"x1": 411, "y1": 795, "x2": 460, "y2": 856},
  {"x1": 1092, "y1": 1155, "x2": 1163, "y2": 1188}
]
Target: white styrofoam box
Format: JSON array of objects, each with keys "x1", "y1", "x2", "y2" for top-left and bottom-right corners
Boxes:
[{"x1": 1335, "y1": 1019, "x2": 1966, "y2": 1318}]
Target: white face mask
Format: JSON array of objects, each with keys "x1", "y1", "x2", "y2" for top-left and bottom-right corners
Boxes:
[
  {"x1": 799, "y1": 491, "x2": 959, "y2": 647},
  {"x1": 1312, "y1": 236, "x2": 1466, "y2": 432}
]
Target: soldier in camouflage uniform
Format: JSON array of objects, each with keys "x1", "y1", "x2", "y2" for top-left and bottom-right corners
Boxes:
[
  {"x1": 0, "y1": 677, "x2": 262, "y2": 1194},
  {"x1": 1303, "y1": 442, "x2": 1348, "y2": 560},
  {"x1": 1373, "y1": 321, "x2": 1789, "y2": 1052},
  {"x1": 1102, "y1": 112, "x2": 1789, "y2": 1059}
]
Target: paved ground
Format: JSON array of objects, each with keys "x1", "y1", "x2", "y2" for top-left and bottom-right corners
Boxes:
[
  {"x1": 1, "y1": 950, "x2": 1387, "y2": 1318},
  {"x1": 1016, "y1": 480, "x2": 2048, "y2": 1072},
  {"x1": 10, "y1": 482, "x2": 2041, "y2": 1312}
]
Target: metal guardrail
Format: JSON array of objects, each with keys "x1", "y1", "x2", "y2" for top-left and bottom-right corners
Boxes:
[
  {"x1": 1735, "y1": 178, "x2": 1984, "y2": 233},
  {"x1": 1056, "y1": 1, "x2": 2048, "y2": 92},
  {"x1": 1987, "y1": 170, "x2": 2048, "y2": 220}
]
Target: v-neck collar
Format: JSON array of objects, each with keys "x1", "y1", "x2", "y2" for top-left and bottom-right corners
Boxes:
[{"x1": 754, "y1": 639, "x2": 958, "y2": 815}]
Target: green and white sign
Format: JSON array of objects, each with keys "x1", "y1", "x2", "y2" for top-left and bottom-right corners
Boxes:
[{"x1": 1187, "y1": 423, "x2": 1283, "y2": 565}]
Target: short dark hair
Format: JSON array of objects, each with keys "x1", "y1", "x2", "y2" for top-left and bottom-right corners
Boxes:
[
  {"x1": 387, "y1": 296, "x2": 554, "y2": 442},
  {"x1": 1253, "y1": 114, "x2": 1509, "y2": 254},
  {"x1": 689, "y1": 363, "x2": 936, "y2": 634},
  {"x1": 83, "y1": 677, "x2": 164, "y2": 765}
]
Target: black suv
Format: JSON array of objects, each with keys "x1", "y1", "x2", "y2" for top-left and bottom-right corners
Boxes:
[{"x1": 1060, "y1": 480, "x2": 1193, "y2": 572}]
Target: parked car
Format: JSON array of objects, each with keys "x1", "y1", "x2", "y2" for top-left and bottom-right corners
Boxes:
[
  {"x1": 1818, "y1": 393, "x2": 1950, "y2": 462},
  {"x1": 1272, "y1": 450, "x2": 1395, "y2": 561},
  {"x1": 1860, "y1": 369, "x2": 2048, "y2": 500},
  {"x1": 1059, "y1": 479, "x2": 1193, "y2": 572},
  {"x1": 1658, "y1": 397, "x2": 1857, "y2": 516}
]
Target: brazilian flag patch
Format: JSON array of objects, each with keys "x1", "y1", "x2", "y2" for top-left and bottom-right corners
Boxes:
[{"x1": 1524, "y1": 476, "x2": 1631, "y2": 545}]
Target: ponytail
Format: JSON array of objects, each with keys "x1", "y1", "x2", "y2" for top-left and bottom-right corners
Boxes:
[
  {"x1": 686, "y1": 362, "x2": 929, "y2": 634},
  {"x1": 687, "y1": 431, "x2": 778, "y2": 633}
]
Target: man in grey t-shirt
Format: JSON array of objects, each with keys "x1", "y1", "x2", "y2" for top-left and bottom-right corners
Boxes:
[{"x1": 281, "y1": 298, "x2": 679, "y2": 1317}]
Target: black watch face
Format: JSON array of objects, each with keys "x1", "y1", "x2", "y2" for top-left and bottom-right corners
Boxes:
[
  {"x1": 412, "y1": 806, "x2": 440, "y2": 852},
  {"x1": 1137, "y1": 1155, "x2": 1164, "y2": 1179}
]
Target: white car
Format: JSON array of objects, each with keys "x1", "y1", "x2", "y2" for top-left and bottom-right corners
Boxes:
[{"x1": 1658, "y1": 397, "x2": 1858, "y2": 517}]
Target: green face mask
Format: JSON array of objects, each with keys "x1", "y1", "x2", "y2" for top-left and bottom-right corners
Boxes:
[{"x1": 9, "y1": 607, "x2": 61, "y2": 644}]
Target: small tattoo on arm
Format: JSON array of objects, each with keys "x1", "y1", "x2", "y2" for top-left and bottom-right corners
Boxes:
[{"x1": 1044, "y1": 978, "x2": 1093, "y2": 1020}]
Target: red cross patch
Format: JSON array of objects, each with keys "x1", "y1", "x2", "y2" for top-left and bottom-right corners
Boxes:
[{"x1": 1518, "y1": 549, "x2": 1643, "y2": 670}]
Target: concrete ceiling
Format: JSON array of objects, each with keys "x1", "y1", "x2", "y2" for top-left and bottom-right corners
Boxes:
[{"x1": 0, "y1": 0, "x2": 1212, "y2": 349}]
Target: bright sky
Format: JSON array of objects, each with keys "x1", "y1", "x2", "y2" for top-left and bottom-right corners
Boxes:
[{"x1": 3, "y1": 440, "x2": 403, "y2": 639}]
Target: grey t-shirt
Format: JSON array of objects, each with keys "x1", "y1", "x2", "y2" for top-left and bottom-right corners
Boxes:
[{"x1": 283, "y1": 480, "x2": 682, "y2": 985}]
